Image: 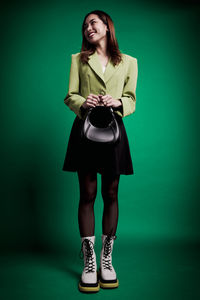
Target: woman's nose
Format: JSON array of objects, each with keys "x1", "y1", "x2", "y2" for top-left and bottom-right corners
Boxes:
[{"x1": 87, "y1": 24, "x2": 93, "y2": 32}]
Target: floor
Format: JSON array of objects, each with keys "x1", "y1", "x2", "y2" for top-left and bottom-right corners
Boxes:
[{"x1": 0, "y1": 239, "x2": 200, "y2": 300}]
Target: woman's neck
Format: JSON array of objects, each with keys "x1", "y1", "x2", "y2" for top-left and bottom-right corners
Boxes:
[{"x1": 95, "y1": 39, "x2": 109, "y2": 58}]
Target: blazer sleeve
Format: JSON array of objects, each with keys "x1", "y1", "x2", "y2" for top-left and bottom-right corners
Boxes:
[
  {"x1": 119, "y1": 57, "x2": 138, "y2": 117},
  {"x1": 64, "y1": 54, "x2": 86, "y2": 119}
]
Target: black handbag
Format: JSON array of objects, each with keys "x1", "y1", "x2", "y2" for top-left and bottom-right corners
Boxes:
[{"x1": 81, "y1": 106, "x2": 120, "y2": 144}]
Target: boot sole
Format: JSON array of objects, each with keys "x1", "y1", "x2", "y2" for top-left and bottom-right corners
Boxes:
[
  {"x1": 99, "y1": 279, "x2": 119, "y2": 289},
  {"x1": 98, "y1": 270, "x2": 119, "y2": 289},
  {"x1": 78, "y1": 282, "x2": 100, "y2": 293}
]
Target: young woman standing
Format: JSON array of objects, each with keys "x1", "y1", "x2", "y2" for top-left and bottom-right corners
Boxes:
[{"x1": 62, "y1": 10, "x2": 138, "y2": 293}]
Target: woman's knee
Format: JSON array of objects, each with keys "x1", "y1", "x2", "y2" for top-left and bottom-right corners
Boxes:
[
  {"x1": 101, "y1": 188, "x2": 118, "y2": 204},
  {"x1": 101, "y1": 175, "x2": 120, "y2": 203},
  {"x1": 80, "y1": 189, "x2": 97, "y2": 204},
  {"x1": 78, "y1": 171, "x2": 97, "y2": 205}
]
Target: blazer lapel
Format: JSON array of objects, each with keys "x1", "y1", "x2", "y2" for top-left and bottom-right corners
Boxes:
[{"x1": 88, "y1": 50, "x2": 121, "y2": 85}]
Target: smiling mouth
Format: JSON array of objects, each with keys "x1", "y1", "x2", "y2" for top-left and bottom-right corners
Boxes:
[{"x1": 88, "y1": 32, "x2": 96, "y2": 38}]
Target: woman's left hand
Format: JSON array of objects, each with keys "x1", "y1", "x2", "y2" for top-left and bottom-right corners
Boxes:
[{"x1": 98, "y1": 94, "x2": 122, "y2": 108}]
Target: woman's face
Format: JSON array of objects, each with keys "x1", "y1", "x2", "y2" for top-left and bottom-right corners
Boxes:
[{"x1": 83, "y1": 14, "x2": 108, "y2": 45}]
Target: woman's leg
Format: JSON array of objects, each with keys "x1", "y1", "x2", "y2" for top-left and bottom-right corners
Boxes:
[
  {"x1": 101, "y1": 173, "x2": 120, "y2": 236},
  {"x1": 77, "y1": 170, "x2": 97, "y2": 237}
]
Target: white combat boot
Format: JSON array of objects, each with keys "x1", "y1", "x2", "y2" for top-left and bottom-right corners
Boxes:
[
  {"x1": 99, "y1": 233, "x2": 119, "y2": 288},
  {"x1": 78, "y1": 236, "x2": 100, "y2": 293}
]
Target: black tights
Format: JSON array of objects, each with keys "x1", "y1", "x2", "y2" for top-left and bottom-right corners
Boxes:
[{"x1": 77, "y1": 170, "x2": 120, "y2": 237}]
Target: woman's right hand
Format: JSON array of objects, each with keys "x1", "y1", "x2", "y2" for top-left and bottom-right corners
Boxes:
[{"x1": 82, "y1": 94, "x2": 100, "y2": 108}]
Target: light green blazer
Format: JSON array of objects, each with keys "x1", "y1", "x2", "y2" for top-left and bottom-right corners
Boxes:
[{"x1": 64, "y1": 50, "x2": 138, "y2": 119}]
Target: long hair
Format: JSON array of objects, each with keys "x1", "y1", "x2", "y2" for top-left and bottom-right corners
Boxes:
[{"x1": 80, "y1": 10, "x2": 123, "y2": 66}]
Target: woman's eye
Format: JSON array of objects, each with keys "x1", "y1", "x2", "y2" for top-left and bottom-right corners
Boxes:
[{"x1": 84, "y1": 20, "x2": 96, "y2": 30}]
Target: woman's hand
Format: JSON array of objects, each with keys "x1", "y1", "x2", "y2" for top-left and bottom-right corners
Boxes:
[
  {"x1": 98, "y1": 94, "x2": 122, "y2": 108},
  {"x1": 82, "y1": 94, "x2": 100, "y2": 108}
]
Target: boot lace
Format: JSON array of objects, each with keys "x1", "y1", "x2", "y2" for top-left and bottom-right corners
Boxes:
[
  {"x1": 79, "y1": 239, "x2": 95, "y2": 273},
  {"x1": 102, "y1": 233, "x2": 117, "y2": 271}
]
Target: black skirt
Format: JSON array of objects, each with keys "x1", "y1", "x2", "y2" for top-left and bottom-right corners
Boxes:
[{"x1": 62, "y1": 113, "x2": 134, "y2": 176}]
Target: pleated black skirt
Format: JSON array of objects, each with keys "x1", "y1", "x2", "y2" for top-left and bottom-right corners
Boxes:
[{"x1": 62, "y1": 113, "x2": 134, "y2": 176}]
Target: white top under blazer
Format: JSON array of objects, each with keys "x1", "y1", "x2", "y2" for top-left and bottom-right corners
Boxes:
[{"x1": 102, "y1": 65, "x2": 106, "y2": 73}]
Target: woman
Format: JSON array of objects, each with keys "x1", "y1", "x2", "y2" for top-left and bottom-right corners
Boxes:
[{"x1": 62, "y1": 10, "x2": 138, "y2": 293}]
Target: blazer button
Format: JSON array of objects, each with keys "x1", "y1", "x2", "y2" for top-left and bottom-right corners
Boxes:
[{"x1": 100, "y1": 90, "x2": 105, "y2": 95}]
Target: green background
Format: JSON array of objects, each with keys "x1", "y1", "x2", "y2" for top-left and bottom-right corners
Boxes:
[{"x1": 1, "y1": 0, "x2": 200, "y2": 299}]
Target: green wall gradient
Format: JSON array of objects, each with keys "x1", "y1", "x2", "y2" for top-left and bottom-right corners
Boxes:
[{"x1": 0, "y1": 0, "x2": 199, "y2": 252}]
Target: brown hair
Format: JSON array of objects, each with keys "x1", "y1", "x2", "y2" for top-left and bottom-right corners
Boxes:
[{"x1": 80, "y1": 10, "x2": 123, "y2": 66}]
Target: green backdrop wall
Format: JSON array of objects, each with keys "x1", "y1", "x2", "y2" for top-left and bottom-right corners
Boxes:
[{"x1": 1, "y1": 0, "x2": 199, "y2": 253}]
